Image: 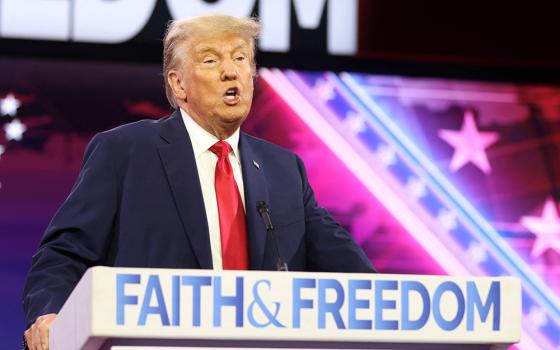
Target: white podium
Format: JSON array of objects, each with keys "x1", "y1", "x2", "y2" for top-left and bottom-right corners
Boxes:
[{"x1": 50, "y1": 267, "x2": 521, "y2": 350}]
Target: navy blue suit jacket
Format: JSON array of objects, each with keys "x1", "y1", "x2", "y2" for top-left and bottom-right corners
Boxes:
[{"x1": 23, "y1": 110, "x2": 374, "y2": 325}]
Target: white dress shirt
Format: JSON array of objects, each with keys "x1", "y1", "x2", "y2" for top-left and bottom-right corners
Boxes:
[{"x1": 180, "y1": 108, "x2": 245, "y2": 270}]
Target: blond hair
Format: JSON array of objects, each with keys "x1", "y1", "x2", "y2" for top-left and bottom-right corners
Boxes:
[{"x1": 162, "y1": 14, "x2": 261, "y2": 108}]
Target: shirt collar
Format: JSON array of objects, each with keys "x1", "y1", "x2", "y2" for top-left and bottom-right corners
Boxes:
[{"x1": 180, "y1": 108, "x2": 241, "y2": 159}]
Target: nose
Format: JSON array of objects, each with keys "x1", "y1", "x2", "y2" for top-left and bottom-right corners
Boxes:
[{"x1": 220, "y1": 59, "x2": 238, "y2": 81}]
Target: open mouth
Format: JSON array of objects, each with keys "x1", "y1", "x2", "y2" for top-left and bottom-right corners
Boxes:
[{"x1": 223, "y1": 87, "x2": 240, "y2": 105}]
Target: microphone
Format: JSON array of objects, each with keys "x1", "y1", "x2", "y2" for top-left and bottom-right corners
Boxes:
[{"x1": 256, "y1": 201, "x2": 288, "y2": 272}]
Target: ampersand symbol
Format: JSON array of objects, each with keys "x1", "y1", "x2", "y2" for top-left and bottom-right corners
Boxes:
[{"x1": 248, "y1": 280, "x2": 286, "y2": 328}]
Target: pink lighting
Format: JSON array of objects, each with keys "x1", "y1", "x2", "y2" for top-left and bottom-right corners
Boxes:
[
  {"x1": 521, "y1": 197, "x2": 560, "y2": 259},
  {"x1": 260, "y1": 67, "x2": 472, "y2": 276},
  {"x1": 438, "y1": 110, "x2": 500, "y2": 174}
]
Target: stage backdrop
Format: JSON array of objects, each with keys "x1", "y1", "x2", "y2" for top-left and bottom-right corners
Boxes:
[{"x1": 1, "y1": 57, "x2": 560, "y2": 349}]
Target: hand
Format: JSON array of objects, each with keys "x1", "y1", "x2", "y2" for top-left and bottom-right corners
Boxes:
[{"x1": 24, "y1": 313, "x2": 57, "y2": 350}]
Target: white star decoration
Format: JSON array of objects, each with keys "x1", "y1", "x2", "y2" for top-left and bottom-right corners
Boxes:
[
  {"x1": 466, "y1": 242, "x2": 488, "y2": 264},
  {"x1": 375, "y1": 144, "x2": 397, "y2": 167},
  {"x1": 313, "y1": 78, "x2": 335, "y2": 101},
  {"x1": 437, "y1": 209, "x2": 458, "y2": 232},
  {"x1": 4, "y1": 118, "x2": 26, "y2": 141},
  {"x1": 1, "y1": 93, "x2": 21, "y2": 117},
  {"x1": 344, "y1": 111, "x2": 367, "y2": 134},
  {"x1": 527, "y1": 306, "x2": 548, "y2": 328},
  {"x1": 520, "y1": 197, "x2": 560, "y2": 258},
  {"x1": 438, "y1": 110, "x2": 500, "y2": 174},
  {"x1": 406, "y1": 176, "x2": 427, "y2": 199}
]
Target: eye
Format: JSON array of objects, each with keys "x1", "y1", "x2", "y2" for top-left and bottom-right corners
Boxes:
[
  {"x1": 203, "y1": 58, "x2": 216, "y2": 64},
  {"x1": 235, "y1": 56, "x2": 246, "y2": 62}
]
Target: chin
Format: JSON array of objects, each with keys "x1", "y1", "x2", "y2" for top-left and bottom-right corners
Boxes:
[
  {"x1": 223, "y1": 115, "x2": 247, "y2": 127},
  {"x1": 219, "y1": 108, "x2": 249, "y2": 123}
]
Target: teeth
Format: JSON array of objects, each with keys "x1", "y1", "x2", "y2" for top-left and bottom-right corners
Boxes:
[{"x1": 224, "y1": 88, "x2": 238, "y2": 102}]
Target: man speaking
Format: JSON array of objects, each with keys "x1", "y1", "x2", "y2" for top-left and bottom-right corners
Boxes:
[{"x1": 23, "y1": 15, "x2": 374, "y2": 349}]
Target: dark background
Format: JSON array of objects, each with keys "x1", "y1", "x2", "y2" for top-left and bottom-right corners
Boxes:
[{"x1": 1, "y1": 1, "x2": 560, "y2": 82}]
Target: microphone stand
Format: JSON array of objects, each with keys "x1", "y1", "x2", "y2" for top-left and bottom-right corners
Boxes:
[{"x1": 257, "y1": 201, "x2": 288, "y2": 272}]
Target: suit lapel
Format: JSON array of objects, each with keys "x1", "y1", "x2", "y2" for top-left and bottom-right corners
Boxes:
[
  {"x1": 239, "y1": 133, "x2": 270, "y2": 270},
  {"x1": 157, "y1": 110, "x2": 213, "y2": 269}
]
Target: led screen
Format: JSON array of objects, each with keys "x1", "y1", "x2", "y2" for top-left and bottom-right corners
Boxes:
[{"x1": 1, "y1": 57, "x2": 559, "y2": 349}]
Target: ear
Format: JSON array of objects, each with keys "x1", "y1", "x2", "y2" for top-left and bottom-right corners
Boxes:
[{"x1": 167, "y1": 70, "x2": 187, "y2": 102}]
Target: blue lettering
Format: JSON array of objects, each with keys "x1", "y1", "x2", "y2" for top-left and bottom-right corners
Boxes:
[
  {"x1": 292, "y1": 278, "x2": 316, "y2": 328},
  {"x1": 401, "y1": 281, "x2": 430, "y2": 330},
  {"x1": 467, "y1": 281, "x2": 500, "y2": 331},
  {"x1": 183, "y1": 276, "x2": 212, "y2": 327},
  {"x1": 433, "y1": 281, "x2": 464, "y2": 331},
  {"x1": 375, "y1": 280, "x2": 398, "y2": 330},
  {"x1": 247, "y1": 279, "x2": 285, "y2": 328},
  {"x1": 348, "y1": 279, "x2": 371, "y2": 330},
  {"x1": 138, "y1": 275, "x2": 170, "y2": 326},
  {"x1": 213, "y1": 276, "x2": 244, "y2": 327},
  {"x1": 171, "y1": 275, "x2": 180, "y2": 326},
  {"x1": 318, "y1": 279, "x2": 346, "y2": 329},
  {"x1": 116, "y1": 273, "x2": 140, "y2": 325}
]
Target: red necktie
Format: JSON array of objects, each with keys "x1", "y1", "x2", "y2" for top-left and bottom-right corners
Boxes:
[{"x1": 210, "y1": 141, "x2": 249, "y2": 270}]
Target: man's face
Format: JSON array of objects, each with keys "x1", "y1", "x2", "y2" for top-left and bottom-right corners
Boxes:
[{"x1": 174, "y1": 32, "x2": 255, "y2": 137}]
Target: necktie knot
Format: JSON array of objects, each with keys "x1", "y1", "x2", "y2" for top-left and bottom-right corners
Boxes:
[{"x1": 210, "y1": 140, "x2": 232, "y2": 159}]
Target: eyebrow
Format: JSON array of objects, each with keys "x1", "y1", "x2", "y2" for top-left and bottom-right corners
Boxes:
[
  {"x1": 196, "y1": 46, "x2": 219, "y2": 55},
  {"x1": 195, "y1": 44, "x2": 249, "y2": 56}
]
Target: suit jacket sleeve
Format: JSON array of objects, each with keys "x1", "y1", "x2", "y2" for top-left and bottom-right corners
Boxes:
[
  {"x1": 296, "y1": 156, "x2": 376, "y2": 273},
  {"x1": 22, "y1": 132, "x2": 119, "y2": 326}
]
